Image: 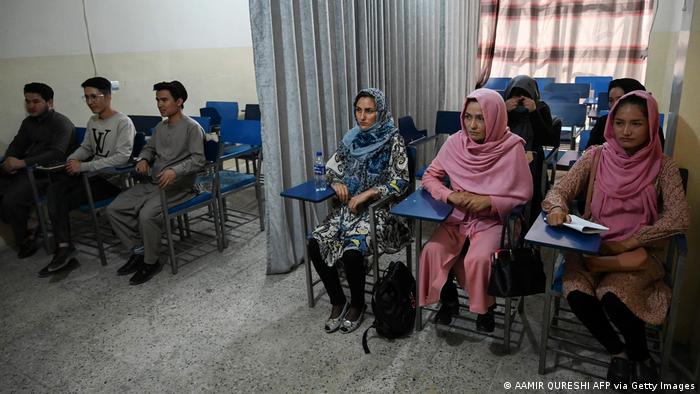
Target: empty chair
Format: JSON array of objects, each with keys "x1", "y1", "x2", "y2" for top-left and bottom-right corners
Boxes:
[
  {"x1": 483, "y1": 77, "x2": 511, "y2": 91},
  {"x1": 243, "y1": 104, "x2": 261, "y2": 120},
  {"x1": 199, "y1": 107, "x2": 221, "y2": 126},
  {"x1": 541, "y1": 91, "x2": 580, "y2": 104},
  {"x1": 191, "y1": 116, "x2": 211, "y2": 132},
  {"x1": 535, "y1": 77, "x2": 555, "y2": 92},
  {"x1": 205, "y1": 101, "x2": 239, "y2": 120},
  {"x1": 127, "y1": 115, "x2": 162, "y2": 136},
  {"x1": 548, "y1": 102, "x2": 587, "y2": 150},
  {"x1": 574, "y1": 76, "x2": 613, "y2": 98},
  {"x1": 597, "y1": 92, "x2": 610, "y2": 112},
  {"x1": 398, "y1": 115, "x2": 427, "y2": 144},
  {"x1": 543, "y1": 83, "x2": 590, "y2": 100}
]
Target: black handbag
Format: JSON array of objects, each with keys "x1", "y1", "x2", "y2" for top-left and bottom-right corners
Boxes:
[{"x1": 487, "y1": 216, "x2": 545, "y2": 297}]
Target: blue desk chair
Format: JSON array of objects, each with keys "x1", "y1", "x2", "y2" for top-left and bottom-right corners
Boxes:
[
  {"x1": 243, "y1": 104, "x2": 261, "y2": 120},
  {"x1": 574, "y1": 76, "x2": 613, "y2": 98},
  {"x1": 205, "y1": 101, "x2": 239, "y2": 120},
  {"x1": 577, "y1": 130, "x2": 591, "y2": 153},
  {"x1": 199, "y1": 107, "x2": 222, "y2": 127},
  {"x1": 191, "y1": 116, "x2": 211, "y2": 132},
  {"x1": 398, "y1": 116, "x2": 427, "y2": 144},
  {"x1": 484, "y1": 77, "x2": 511, "y2": 91},
  {"x1": 412, "y1": 111, "x2": 462, "y2": 179},
  {"x1": 542, "y1": 91, "x2": 580, "y2": 104},
  {"x1": 535, "y1": 77, "x2": 555, "y2": 92},
  {"x1": 544, "y1": 83, "x2": 590, "y2": 100},
  {"x1": 549, "y1": 102, "x2": 587, "y2": 150},
  {"x1": 596, "y1": 92, "x2": 609, "y2": 112},
  {"x1": 128, "y1": 115, "x2": 162, "y2": 136}
]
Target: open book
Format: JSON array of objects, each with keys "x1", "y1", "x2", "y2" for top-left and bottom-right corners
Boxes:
[{"x1": 563, "y1": 214, "x2": 609, "y2": 234}]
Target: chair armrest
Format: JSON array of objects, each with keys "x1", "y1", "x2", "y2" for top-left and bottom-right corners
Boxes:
[{"x1": 368, "y1": 193, "x2": 395, "y2": 214}]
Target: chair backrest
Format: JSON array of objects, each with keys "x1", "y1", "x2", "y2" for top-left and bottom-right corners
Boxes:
[
  {"x1": 494, "y1": 89, "x2": 506, "y2": 99},
  {"x1": 191, "y1": 116, "x2": 211, "y2": 132},
  {"x1": 68, "y1": 127, "x2": 88, "y2": 155},
  {"x1": 398, "y1": 116, "x2": 426, "y2": 144},
  {"x1": 577, "y1": 129, "x2": 591, "y2": 153},
  {"x1": 131, "y1": 132, "x2": 147, "y2": 159},
  {"x1": 406, "y1": 144, "x2": 417, "y2": 184},
  {"x1": 434, "y1": 111, "x2": 462, "y2": 135},
  {"x1": 659, "y1": 113, "x2": 665, "y2": 129},
  {"x1": 535, "y1": 77, "x2": 555, "y2": 92},
  {"x1": 205, "y1": 101, "x2": 239, "y2": 120},
  {"x1": 574, "y1": 76, "x2": 612, "y2": 97},
  {"x1": 128, "y1": 115, "x2": 162, "y2": 136},
  {"x1": 203, "y1": 138, "x2": 221, "y2": 164},
  {"x1": 541, "y1": 91, "x2": 580, "y2": 104},
  {"x1": 483, "y1": 77, "x2": 511, "y2": 91},
  {"x1": 244, "y1": 104, "x2": 261, "y2": 120},
  {"x1": 220, "y1": 118, "x2": 262, "y2": 146},
  {"x1": 549, "y1": 117, "x2": 562, "y2": 150},
  {"x1": 543, "y1": 83, "x2": 590, "y2": 99},
  {"x1": 548, "y1": 103, "x2": 587, "y2": 127},
  {"x1": 597, "y1": 91, "x2": 609, "y2": 112},
  {"x1": 199, "y1": 107, "x2": 222, "y2": 126}
]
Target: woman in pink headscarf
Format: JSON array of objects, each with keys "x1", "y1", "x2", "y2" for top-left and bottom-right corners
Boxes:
[
  {"x1": 543, "y1": 91, "x2": 689, "y2": 386},
  {"x1": 419, "y1": 89, "x2": 533, "y2": 332}
]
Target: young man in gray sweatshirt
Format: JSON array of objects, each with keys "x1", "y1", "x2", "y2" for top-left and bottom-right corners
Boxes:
[
  {"x1": 107, "y1": 80, "x2": 205, "y2": 285},
  {"x1": 40, "y1": 77, "x2": 135, "y2": 276}
]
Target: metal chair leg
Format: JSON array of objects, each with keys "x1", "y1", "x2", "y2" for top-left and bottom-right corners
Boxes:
[
  {"x1": 504, "y1": 297, "x2": 512, "y2": 354},
  {"x1": 82, "y1": 174, "x2": 107, "y2": 265},
  {"x1": 160, "y1": 190, "x2": 178, "y2": 274}
]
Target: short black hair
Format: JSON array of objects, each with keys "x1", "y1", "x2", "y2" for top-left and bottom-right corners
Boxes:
[
  {"x1": 81, "y1": 77, "x2": 112, "y2": 96},
  {"x1": 24, "y1": 82, "x2": 54, "y2": 101},
  {"x1": 153, "y1": 80, "x2": 188, "y2": 108},
  {"x1": 614, "y1": 94, "x2": 648, "y2": 119}
]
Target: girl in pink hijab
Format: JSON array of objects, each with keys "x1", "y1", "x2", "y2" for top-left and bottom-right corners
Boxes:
[
  {"x1": 419, "y1": 88, "x2": 533, "y2": 332},
  {"x1": 543, "y1": 91, "x2": 689, "y2": 385}
]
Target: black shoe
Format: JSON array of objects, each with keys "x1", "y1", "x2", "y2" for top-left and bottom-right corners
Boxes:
[
  {"x1": 129, "y1": 261, "x2": 162, "y2": 285},
  {"x1": 47, "y1": 245, "x2": 77, "y2": 272},
  {"x1": 630, "y1": 358, "x2": 659, "y2": 392},
  {"x1": 607, "y1": 357, "x2": 631, "y2": 388},
  {"x1": 476, "y1": 305, "x2": 496, "y2": 333},
  {"x1": 17, "y1": 239, "x2": 38, "y2": 259},
  {"x1": 117, "y1": 254, "x2": 143, "y2": 276},
  {"x1": 434, "y1": 299, "x2": 459, "y2": 325},
  {"x1": 37, "y1": 264, "x2": 53, "y2": 278}
]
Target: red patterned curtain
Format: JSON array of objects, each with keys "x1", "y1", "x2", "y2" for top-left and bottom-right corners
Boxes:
[{"x1": 476, "y1": 0, "x2": 656, "y2": 86}]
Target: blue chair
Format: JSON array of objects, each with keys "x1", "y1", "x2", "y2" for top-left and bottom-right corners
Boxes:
[
  {"x1": 243, "y1": 104, "x2": 261, "y2": 120},
  {"x1": 577, "y1": 130, "x2": 591, "y2": 153},
  {"x1": 659, "y1": 113, "x2": 665, "y2": 129},
  {"x1": 205, "y1": 101, "x2": 239, "y2": 120},
  {"x1": 191, "y1": 116, "x2": 211, "y2": 132},
  {"x1": 398, "y1": 116, "x2": 427, "y2": 144},
  {"x1": 574, "y1": 76, "x2": 613, "y2": 98},
  {"x1": 543, "y1": 83, "x2": 590, "y2": 100},
  {"x1": 535, "y1": 77, "x2": 555, "y2": 92},
  {"x1": 549, "y1": 103, "x2": 587, "y2": 150},
  {"x1": 412, "y1": 111, "x2": 462, "y2": 179},
  {"x1": 199, "y1": 107, "x2": 222, "y2": 126},
  {"x1": 160, "y1": 139, "x2": 223, "y2": 274},
  {"x1": 128, "y1": 115, "x2": 162, "y2": 136},
  {"x1": 596, "y1": 92, "x2": 609, "y2": 112},
  {"x1": 542, "y1": 91, "x2": 580, "y2": 104},
  {"x1": 484, "y1": 77, "x2": 511, "y2": 91}
]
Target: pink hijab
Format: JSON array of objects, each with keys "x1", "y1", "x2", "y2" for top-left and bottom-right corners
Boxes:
[
  {"x1": 592, "y1": 90, "x2": 664, "y2": 241},
  {"x1": 435, "y1": 88, "x2": 533, "y2": 220}
]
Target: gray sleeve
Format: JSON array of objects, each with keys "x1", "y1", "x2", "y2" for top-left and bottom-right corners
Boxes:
[
  {"x1": 169, "y1": 124, "x2": 205, "y2": 176},
  {"x1": 81, "y1": 118, "x2": 136, "y2": 172},
  {"x1": 68, "y1": 122, "x2": 95, "y2": 162},
  {"x1": 139, "y1": 130, "x2": 157, "y2": 162}
]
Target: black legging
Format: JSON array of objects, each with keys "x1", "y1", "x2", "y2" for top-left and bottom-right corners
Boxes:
[
  {"x1": 567, "y1": 290, "x2": 650, "y2": 361},
  {"x1": 308, "y1": 239, "x2": 366, "y2": 308}
]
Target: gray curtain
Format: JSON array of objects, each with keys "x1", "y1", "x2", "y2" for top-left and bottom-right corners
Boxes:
[{"x1": 250, "y1": 0, "x2": 480, "y2": 274}]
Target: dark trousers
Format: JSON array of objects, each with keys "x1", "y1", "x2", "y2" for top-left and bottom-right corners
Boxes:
[
  {"x1": 46, "y1": 174, "x2": 122, "y2": 245},
  {"x1": 0, "y1": 171, "x2": 48, "y2": 243},
  {"x1": 308, "y1": 239, "x2": 366, "y2": 307},
  {"x1": 567, "y1": 290, "x2": 650, "y2": 361}
]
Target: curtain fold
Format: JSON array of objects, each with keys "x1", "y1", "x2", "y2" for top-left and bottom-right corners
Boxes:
[{"x1": 251, "y1": 0, "x2": 480, "y2": 274}]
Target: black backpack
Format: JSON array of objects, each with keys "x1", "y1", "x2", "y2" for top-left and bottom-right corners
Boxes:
[{"x1": 362, "y1": 261, "x2": 416, "y2": 354}]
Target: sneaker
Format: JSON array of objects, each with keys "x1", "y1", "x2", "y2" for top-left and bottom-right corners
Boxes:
[
  {"x1": 17, "y1": 238, "x2": 38, "y2": 259},
  {"x1": 434, "y1": 299, "x2": 459, "y2": 325},
  {"x1": 47, "y1": 245, "x2": 77, "y2": 272},
  {"x1": 37, "y1": 264, "x2": 53, "y2": 278},
  {"x1": 476, "y1": 304, "x2": 496, "y2": 333},
  {"x1": 607, "y1": 357, "x2": 631, "y2": 388},
  {"x1": 117, "y1": 254, "x2": 143, "y2": 276},
  {"x1": 129, "y1": 261, "x2": 162, "y2": 285}
]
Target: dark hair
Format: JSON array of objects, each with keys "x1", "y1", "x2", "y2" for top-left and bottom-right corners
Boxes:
[
  {"x1": 153, "y1": 80, "x2": 188, "y2": 108},
  {"x1": 353, "y1": 91, "x2": 375, "y2": 108},
  {"x1": 81, "y1": 77, "x2": 112, "y2": 96},
  {"x1": 24, "y1": 82, "x2": 54, "y2": 101},
  {"x1": 608, "y1": 78, "x2": 646, "y2": 95},
  {"x1": 614, "y1": 95, "x2": 648, "y2": 119}
]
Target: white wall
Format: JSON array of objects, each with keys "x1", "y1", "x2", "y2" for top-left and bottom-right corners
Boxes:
[{"x1": 0, "y1": 0, "x2": 256, "y2": 147}]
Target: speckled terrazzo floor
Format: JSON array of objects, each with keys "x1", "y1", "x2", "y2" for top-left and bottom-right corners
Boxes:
[{"x1": 0, "y1": 189, "x2": 630, "y2": 393}]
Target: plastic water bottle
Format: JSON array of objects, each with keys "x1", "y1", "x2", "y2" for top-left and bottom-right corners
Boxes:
[{"x1": 313, "y1": 151, "x2": 326, "y2": 191}]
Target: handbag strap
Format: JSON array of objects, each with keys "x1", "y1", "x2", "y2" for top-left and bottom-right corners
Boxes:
[
  {"x1": 583, "y1": 146, "x2": 602, "y2": 220},
  {"x1": 499, "y1": 211, "x2": 526, "y2": 249}
]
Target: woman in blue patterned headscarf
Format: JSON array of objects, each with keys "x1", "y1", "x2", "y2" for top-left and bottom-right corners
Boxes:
[{"x1": 308, "y1": 88, "x2": 410, "y2": 334}]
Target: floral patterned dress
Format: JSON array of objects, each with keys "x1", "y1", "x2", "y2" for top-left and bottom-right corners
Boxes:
[{"x1": 312, "y1": 132, "x2": 410, "y2": 266}]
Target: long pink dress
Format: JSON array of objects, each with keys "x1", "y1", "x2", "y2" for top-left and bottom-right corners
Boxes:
[{"x1": 418, "y1": 89, "x2": 533, "y2": 313}]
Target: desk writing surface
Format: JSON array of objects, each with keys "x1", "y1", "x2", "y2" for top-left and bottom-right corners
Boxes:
[
  {"x1": 390, "y1": 188, "x2": 452, "y2": 222},
  {"x1": 556, "y1": 150, "x2": 582, "y2": 169},
  {"x1": 524, "y1": 212, "x2": 601, "y2": 254},
  {"x1": 280, "y1": 180, "x2": 335, "y2": 203}
]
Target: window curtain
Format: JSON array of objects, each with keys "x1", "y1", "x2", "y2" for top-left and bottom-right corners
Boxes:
[
  {"x1": 250, "y1": 0, "x2": 480, "y2": 274},
  {"x1": 477, "y1": 0, "x2": 656, "y2": 84}
]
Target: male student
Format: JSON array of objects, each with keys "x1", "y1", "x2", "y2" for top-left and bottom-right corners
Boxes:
[
  {"x1": 0, "y1": 83, "x2": 74, "y2": 258},
  {"x1": 39, "y1": 77, "x2": 135, "y2": 276},
  {"x1": 107, "y1": 80, "x2": 204, "y2": 285}
]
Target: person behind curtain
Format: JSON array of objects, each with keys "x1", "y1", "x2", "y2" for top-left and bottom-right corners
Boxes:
[
  {"x1": 503, "y1": 75, "x2": 557, "y2": 225},
  {"x1": 585, "y1": 78, "x2": 665, "y2": 149},
  {"x1": 543, "y1": 91, "x2": 689, "y2": 386},
  {"x1": 419, "y1": 89, "x2": 532, "y2": 332},
  {"x1": 309, "y1": 88, "x2": 410, "y2": 334}
]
